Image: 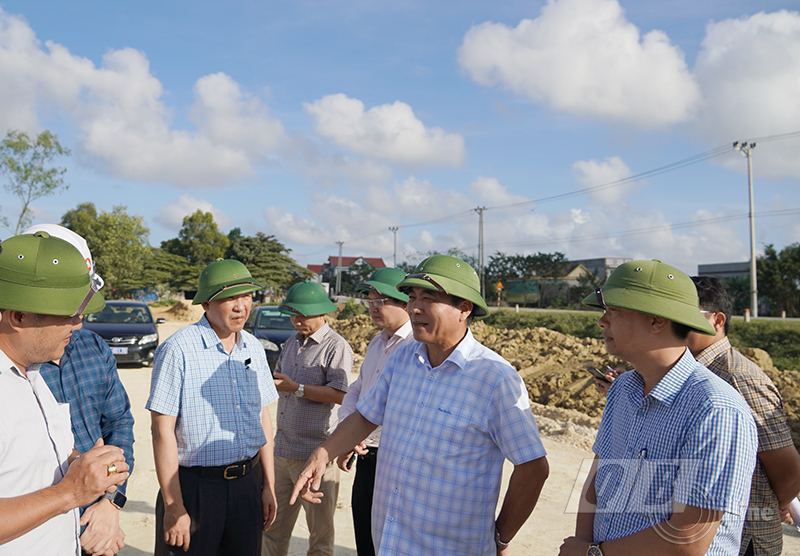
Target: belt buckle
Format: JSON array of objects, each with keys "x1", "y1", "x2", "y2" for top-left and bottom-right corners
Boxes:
[{"x1": 224, "y1": 463, "x2": 245, "y2": 480}]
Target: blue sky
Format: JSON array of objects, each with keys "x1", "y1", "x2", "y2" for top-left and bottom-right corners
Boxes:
[{"x1": 1, "y1": 0, "x2": 799, "y2": 275}]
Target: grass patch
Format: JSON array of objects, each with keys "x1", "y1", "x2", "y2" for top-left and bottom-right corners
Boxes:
[
  {"x1": 482, "y1": 309, "x2": 603, "y2": 339},
  {"x1": 729, "y1": 319, "x2": 800, "y2": 371},
  {"x1": 483, "y1": 309, "x2": 800, "y2": 371}
]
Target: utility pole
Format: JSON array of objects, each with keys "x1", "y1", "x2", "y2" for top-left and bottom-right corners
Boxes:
[
  {"x1": 335, "y1": 241, "x2": 344, "y2": 295},
  {"x1": 734, "y1": 141, "x2": 758, "y2": 318},
  {"x1": 389, "y1": 226, "x2": 399, "y2": 267},
  {"x1": 474, "y1": 207, "x2": 486, "y2": 298}
]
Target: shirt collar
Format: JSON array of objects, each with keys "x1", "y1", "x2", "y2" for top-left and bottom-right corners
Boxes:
[
  {"x1": 695, "y1": 336, "x2": 731, "y2": 366},
  {"x1": 632, "y1": 347, "x2": 697, "y2": 406},
  {"x1": 382, "y1": 319, "x2": 413, "y2": 346},
  {"x1": 299, "y1": 321, "x2": 330, "y2": 346},
  {"x1": 413, "y1": 327, "x2": 475, "y2": 371},
  {"x1": 198, "y1": 314, "x2": 243, "y2": 351}
]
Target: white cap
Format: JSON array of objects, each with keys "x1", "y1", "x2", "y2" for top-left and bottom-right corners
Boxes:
[{"x1": 22, "y1": 223, "x2": 104, "y2": 291}]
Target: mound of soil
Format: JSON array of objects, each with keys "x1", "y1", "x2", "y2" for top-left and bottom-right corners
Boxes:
[{"x1": 328, "y1": 318, "x2": 800, "y2": 451}]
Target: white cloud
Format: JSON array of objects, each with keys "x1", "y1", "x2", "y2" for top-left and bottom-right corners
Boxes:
[
  {"x1": 572, "y1": 156, "x2": 637, "y2": 204},
  {"x1": 155, "y1": 194, "x2": 232, "y2": 231},
  {"x1": 0, "y1": 9, "x2": 284, "y2": 188},
  {"x1": 304, "y1": 93, "x2": 465, "y2": 170},
  {"x1": 263, "y1": 207, "x2": 329, "y2": 246},
  {"x1": 693, "y1": 9, "x2": 800, "y2": 179},
  {"x1": 467, "y1": 176, "x2": 530, "y2": 205},
  {"x1": 458, "y1": 0, "x2": 699, "y2": 127}
]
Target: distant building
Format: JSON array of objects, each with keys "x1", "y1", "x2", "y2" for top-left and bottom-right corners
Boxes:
[
  {"x1": 568, "y1": 257, "x2": 631, "y2": 280},
  {"x1": 504, "y1": 262, "x2": 594, "y2": 307},
  {"x1": 697, "y1": 262, "x2": 750, "y2": 279}
]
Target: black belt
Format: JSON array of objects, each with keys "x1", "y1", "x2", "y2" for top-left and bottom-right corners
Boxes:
[
  {"x1": 181, "y1": 452, "x2": 261, "y2": 480},
  {"x1": 358, "y1": 447, "x2": 379, "y2": 460}
]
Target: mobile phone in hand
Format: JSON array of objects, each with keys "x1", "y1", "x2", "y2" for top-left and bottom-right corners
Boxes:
[
  {"x1": 587, "y1": 367, "x2": 611, "y2": 383},
  {"x1": 346, "y1": 453, "x2": 356, "y2": 470}
]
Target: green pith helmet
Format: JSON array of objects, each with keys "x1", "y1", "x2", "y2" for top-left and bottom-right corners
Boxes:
[
  {"x1": 193, "y1": 259, "x2": 263, "y2": 305},
  {"x1": 356, "y1": 267, "x2": 409, "y2": 303},
  {"x1": 581, "y1": 259, "x2": 715, "y2": 336},
  {"x1": 397, "y1": 254, "x2": 488, "y2": 317},
  {"x1": 0, "y1": 232, "x2": 105, "y2": 316},
  {"x1": 279, "y1": 280, "x2": 337, "y2": 317}
]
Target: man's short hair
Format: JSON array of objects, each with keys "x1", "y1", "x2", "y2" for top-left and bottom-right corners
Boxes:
[{"x1": 691, "y1": 276, "x2": 733, "y2": 335}]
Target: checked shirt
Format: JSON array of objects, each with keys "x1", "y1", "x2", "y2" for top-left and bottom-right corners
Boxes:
[
  {"x1": 357, "y1": 329, "x2": 546, "y2": 556},
  {"x1": 146, "y1": 315, "x2": 277, "y2": 467},
  {"x1": 594, "y1": 349, "x2": 758, "y2": 556},
  {"x1": 273, "y1": 322, "x2": 351, "y2": 461}
]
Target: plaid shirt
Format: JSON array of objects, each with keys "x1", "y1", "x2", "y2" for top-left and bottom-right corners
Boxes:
[
  {"x1": 357, "y1": 329, "x2": 546, "y2": 556},
  {"x1": 273, "y1": 322, "x2": 351, "y2": 460},
  {"x1": 594, "y1": 349, "x2": 758, "y2": 556},
  {"x1": 146, "y1": 315, "x2": 277, "y2": 467},
  {"x1": 40, "y1": 329, "x2": 135, "y2": 495},
  {"x1": 697, "y1": 337, "x2": 795, "y2": 556}
]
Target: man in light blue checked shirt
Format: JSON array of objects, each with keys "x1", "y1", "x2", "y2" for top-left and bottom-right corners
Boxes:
[
  {"x1": 148, "y1": 259, "x2": 278, "y2": 556},
  {"x1": 291, "y1": 255, "x2": 549, "y2": 556},
  {"x1": 559, "y1": 260, "x2": 758, "y2": 556}
]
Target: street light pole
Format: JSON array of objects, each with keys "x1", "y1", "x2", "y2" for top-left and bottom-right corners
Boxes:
[
  {"x1": 734, "y1": 141, "x2": 758, "y2": 318},
  {"x1": 389, "y1": 226, "x2": 399, "y2": 267},
  {"x1": 335, "y1": 241, "x2": 344, "y2": 295},
  {"x1": 474, "y1": 206, "x2": 486, "y2": 298}
]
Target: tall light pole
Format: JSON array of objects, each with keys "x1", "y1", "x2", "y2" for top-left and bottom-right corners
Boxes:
[
  {"x1": 734, "y1": 141, "x2": 758, "y2": 318},
  {"x1": 335, "y1": 241, "x2": 344, "y2": 294},
  {"x1": 474, "y1": 206, "x2": 486, "y2": 297},
  {"x1": 389, "y1": 226, "x2": 399, "y2": 267}
]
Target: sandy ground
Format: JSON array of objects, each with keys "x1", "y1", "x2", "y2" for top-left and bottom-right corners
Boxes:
[{"x1": 114, "y1": 314, "x2": 800, "y2": 555}]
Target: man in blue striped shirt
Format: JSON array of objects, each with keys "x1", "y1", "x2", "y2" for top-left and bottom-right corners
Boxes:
[{"x1": 560, "y1": 260, "x2": 758, "y2": 556}]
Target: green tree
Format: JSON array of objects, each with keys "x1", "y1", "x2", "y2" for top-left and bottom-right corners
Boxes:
[
  {"x1": 142, "y1": 247, "x2": 197, "y2": 294},
  {"x1": 226, "y1": 232, "x2": 313, "y2": 297},
  {"x1": 162, "y1": 210, "x2": 229, "y2": 266},
  {"x1": 758, "y1": 243, "x2": 800, "y2": 317},
  {"x1": 61, "y1": 203, "x2": 151, "y2": 297},
  {"x1": 724, "y1": 276, "x2": 751, "y2": 316},
  {"x1": 1, "y1": 130, "x2": 71, "y2": 234}
]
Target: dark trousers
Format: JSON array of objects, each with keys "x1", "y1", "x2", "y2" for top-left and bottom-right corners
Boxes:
[
  {"x1": 351, "y1": 448, "x2": 378, "y2": 556},
  {"x1": 155, "y1": 460, "x2": 263, "y2": 556}
]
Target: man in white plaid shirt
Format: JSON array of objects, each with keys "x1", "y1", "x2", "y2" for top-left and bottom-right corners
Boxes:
[{"x1": 291, "y1": 255, "x2": 550, "y2": 556}]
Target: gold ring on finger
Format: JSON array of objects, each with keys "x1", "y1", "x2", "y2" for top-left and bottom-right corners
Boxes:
[{"x1": 107, "y1": 463, "x2": 117, "y2": 476}]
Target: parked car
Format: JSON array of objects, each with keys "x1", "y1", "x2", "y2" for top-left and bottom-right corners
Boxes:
[
  {"x1": 83, "y1": 300, "x2": 166, "y2": 365},
  {"x1": 247, "y1": 306, "x2": 296, "y2": 370}
]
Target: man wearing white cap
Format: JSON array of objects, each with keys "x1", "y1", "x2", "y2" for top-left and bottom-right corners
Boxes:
[{"x1": 26, "y1": 224, "x2": 135, "y2": 556}]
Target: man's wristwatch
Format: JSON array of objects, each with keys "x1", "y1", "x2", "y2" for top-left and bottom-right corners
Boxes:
[
  {"x1": 494, "y1": 527, "x2": 510, "y2": 548},
  {"x1": 294, "y1": 384, "x2": 305, "y2": 398},
  {"x1": 587, "y1": 543, "x2": 603, "y2": 556},
  {"x1": 102, "y1": 491, "x2": 127, "y2": 510}
]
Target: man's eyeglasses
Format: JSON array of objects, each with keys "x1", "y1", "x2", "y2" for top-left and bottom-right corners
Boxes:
[{"x1": 366, "y1": 298, "x2": 391, "y2": 308}]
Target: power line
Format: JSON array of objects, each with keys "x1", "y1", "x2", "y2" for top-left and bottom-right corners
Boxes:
[{"x1": 480, "y1": 208, "x2": 800, "y2": 250}]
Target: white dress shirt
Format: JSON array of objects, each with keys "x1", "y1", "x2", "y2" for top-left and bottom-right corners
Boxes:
[{"x1": 0, "y1": 350, "x2": 79, "y2": 556}]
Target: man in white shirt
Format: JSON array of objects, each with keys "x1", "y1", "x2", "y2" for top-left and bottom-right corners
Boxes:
[
  {"x1": 0, "y1": 231, "x2": 129, "y2": 555},
  {"x1": 336, "y1": 268, "x2": 414, "y2": 556}
]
